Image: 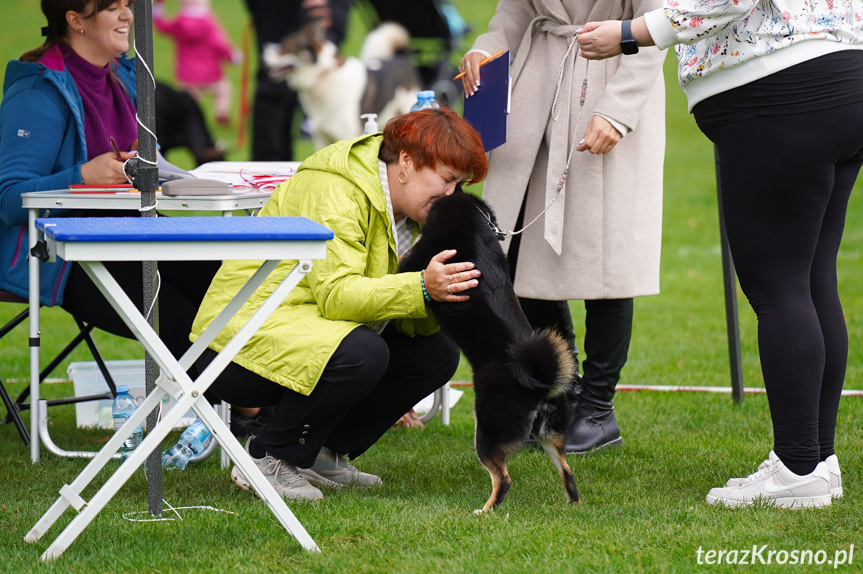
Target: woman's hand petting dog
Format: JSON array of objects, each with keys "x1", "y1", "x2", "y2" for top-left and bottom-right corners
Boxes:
[{"x1": 423, "y1": 249, "x2": 481, "y2": 302}]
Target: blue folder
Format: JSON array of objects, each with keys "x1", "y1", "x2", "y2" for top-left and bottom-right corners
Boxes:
[{"x1": 463, "y1": 51, "x2": 510, "y2": 152}]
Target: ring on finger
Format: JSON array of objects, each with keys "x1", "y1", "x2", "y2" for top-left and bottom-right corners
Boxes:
[
  {"x1": 449, "y1": 274, "x2": 453, "y2": 284},
  {"x1": 447, "y1": 285, "x2": 452, "y2": 295}
]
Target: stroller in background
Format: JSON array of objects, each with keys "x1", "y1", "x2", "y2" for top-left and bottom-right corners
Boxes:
[{"x1": 354, "y1": 0, "x2": 471, "y2": 106}]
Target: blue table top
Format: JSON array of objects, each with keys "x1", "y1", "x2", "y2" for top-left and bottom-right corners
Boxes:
[{"x1": 35, "y1": 216, "x2": 333, "y2": 243}]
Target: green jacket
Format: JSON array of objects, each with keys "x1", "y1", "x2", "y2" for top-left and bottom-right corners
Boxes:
[{"x1": 190, "y1": 134, "x2": 438, "y2": 395}]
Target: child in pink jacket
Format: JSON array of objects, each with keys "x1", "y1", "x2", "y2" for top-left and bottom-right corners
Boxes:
[{"x1": 154, "y1": 0, "x2": 241, "y2": 125}]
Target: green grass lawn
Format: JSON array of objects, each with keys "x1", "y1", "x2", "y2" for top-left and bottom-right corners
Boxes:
[
  {"x1": 2, "y1": 383, "x2": 861, "y2": 572},
  {"x1": 3, "y1": 0, "x2": 863, "y2": 571}
]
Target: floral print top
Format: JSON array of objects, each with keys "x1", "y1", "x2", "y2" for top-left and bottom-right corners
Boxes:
[{"x1": 646, "y1": 0, "x2": 863, "y2": 90}]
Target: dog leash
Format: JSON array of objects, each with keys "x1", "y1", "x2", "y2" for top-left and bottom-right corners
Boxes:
[{"x1": 477, "y1": 34, "x2": 588, "y2": 241}]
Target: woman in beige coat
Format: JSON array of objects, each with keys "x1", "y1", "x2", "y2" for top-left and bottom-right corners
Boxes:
[{"x1": 460, "y1": 0, "x2": 665, "y2": 453}]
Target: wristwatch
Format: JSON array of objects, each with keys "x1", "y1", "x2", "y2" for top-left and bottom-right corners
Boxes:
[{"x1": 620, "y1": 19, "x2": 639, "y2": 55}]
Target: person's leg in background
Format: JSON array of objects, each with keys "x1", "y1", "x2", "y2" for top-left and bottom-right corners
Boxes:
[
  {"x1": 244, "y1": 0, "x2": 304, "y2": 161},
  {"x1": 565, "y1": 298, "x2": 632, "y2": 453},
  {"x1": 325, "y1": 0, "x2": 353, "y2": 46},
  {"x1": 811, "y1": 149, "x2": 863, "y2": 462},
  {"x1": 211, "y1": 77, "x2": 233, "y2": 126}
]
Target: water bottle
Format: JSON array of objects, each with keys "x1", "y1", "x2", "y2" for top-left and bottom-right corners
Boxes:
[
  {"x1": 161, "y1": 418, "x2": 212, "y2": 470},
  {"x1": 410, "y1": 90, "x2": 439, "y2": 111},
  {"x1": 112, "y1": 385, "x2": 143, "y2": 461}
]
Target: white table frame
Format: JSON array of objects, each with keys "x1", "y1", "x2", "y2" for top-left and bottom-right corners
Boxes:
[
  {"x1": 23, "y1": 190, "x2": 270, "y2": 464},
  {"x1": 25, "y1": 217, "x2": 327, "y2": 559}
]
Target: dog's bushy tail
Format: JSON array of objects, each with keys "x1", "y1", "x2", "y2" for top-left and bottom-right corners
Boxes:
[
  {"x1": 360, "y1": 22, "x2": 411, "y2": 63},
  {"x1": 508, "y1": 328, "x2": 576, "y2": 398}
]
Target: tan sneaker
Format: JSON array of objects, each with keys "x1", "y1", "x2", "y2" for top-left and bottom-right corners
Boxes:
[
  {"x1": 231, "y1": 436, "x2": 323, "y2": 502},
  {"x1": 298, "y1": 446, "x2": 382, "y2": 488}
]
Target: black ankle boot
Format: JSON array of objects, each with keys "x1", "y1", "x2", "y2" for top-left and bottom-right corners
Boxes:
[
  {"x1": 565, "y1": 397, "x2": 622, "y2": 454},
  {"x1": 564, "y1": 298, "x2": 633, "y2": 455}
]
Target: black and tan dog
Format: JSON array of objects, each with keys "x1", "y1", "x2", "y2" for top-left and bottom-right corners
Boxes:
[{"x1": 399, "y1": 191, "x2": 580, "y2": 513}]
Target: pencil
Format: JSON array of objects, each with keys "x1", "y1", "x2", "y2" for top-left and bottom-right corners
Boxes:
[
  {"x1": 109, "y1": 136, "x2": 122, "y2": 161},
  {"x1": 454, "y1": 50, "x2": 505, "y2": 80}
]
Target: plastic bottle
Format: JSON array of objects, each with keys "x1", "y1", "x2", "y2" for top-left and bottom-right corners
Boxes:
[
  {"x1": 112, "y1": 385, "x2": 143, "y2": 461},
  {"x1": 410, "y1": 90, "x2": 439, "y2": 111},
  {"x1": 361, "y1": 113, "x2": 379, "y2": 134},
  {"x1": 161, "y1": 418, "x2": 212, "y2": 470}
]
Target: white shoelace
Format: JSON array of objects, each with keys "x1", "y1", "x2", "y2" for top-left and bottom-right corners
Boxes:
[
  {"x1": 740, "y1": 459, "x2": 778, "y2": 485},
  {"x1": 263, "y1": 456, "x2": 305, "y2": 485}
]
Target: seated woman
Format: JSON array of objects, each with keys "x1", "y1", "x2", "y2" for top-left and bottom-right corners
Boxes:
[
  {"x1": 192, "y1": 107, "x2": 488, "y2": 501},
  {"x1": 0, "y1": 0, "x2": 219, "y2": 369}
]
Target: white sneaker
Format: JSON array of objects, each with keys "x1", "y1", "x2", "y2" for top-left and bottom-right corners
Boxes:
[
  {"x1": 707, "y1": 455, "x2": 831, "y2": 509},
  {"x1": 726, "y1": 451, "x2": 843, "y2": 499},
  {"x1": 298, "y1": 446, "x2": 383, "y2": 488},
  {"x1": 825, "y1": 454, "x2": 843, "y2": 499},
  {"x1": 231, "y1": 436, "x2": 323, "y2": 502}
]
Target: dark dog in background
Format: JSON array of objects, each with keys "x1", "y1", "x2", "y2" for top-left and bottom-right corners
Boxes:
[
  {"x1": 155, "y1": 80, "x2": 225, "y2": 167},
  {"x1": 399, "y1": 191, "x2": 580, "y2": 513}
]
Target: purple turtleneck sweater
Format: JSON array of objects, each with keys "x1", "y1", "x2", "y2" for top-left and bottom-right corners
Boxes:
[{"x1": 64, "y1": 48, "x2": 137, "y2": 160}]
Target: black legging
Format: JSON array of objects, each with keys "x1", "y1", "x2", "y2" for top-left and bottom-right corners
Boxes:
[
  {"x1": 61, "y1": 259, "x2": 220, "y2": 375},
  {"x1": 699, "y1": 91, "x2": 863, "y2": 475}
]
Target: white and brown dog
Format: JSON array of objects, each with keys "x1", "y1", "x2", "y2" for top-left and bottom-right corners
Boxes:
[{"x1": 263, "y1": 20, "x2": 422, "y2": 149}]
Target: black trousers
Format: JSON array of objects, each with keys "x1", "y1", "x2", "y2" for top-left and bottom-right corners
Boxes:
[
  {"x1": 696, "y1": 69, "x2": 863, "y2": 474},
  {"x1": 201, "y1": 325, "x2": 459, "y2": 467}
]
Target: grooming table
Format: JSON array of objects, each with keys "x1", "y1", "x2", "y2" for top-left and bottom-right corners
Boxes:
[
  {"x1": 24, "y1": 216, "x2": 332, "y2": 560},
  {"x1": 22, "y1": 189, "x2": 272, "y2": 463}
]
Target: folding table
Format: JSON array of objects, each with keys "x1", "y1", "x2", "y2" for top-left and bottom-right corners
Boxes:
[
  {"x1": 22, "y1": 189, "x2": 272, "y2": 463},
  {"x1": 25, "y1": 216, "x2": 333, "y2": 560}
]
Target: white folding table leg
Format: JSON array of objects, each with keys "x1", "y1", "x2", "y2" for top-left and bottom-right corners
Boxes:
[
  {"x1": 441, "y1": 382, "x2": 451, "y2": 426},
  {"x1": 32, "y1": 259, "x2": 319, "y2": 559},
  {"x1": 220, "y1": 401, "x2": 230, "y2": 469},
  {"x1": 26, "y1": 387, "x2": 165, "y2": 545},
  {"x1": 28, "y1": 207, "x2": 41, "y2": 463},
  {"x1": 39, "y1": 385, "x2": 189, "y2": 561}
]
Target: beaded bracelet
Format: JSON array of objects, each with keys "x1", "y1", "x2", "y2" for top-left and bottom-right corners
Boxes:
[{"x1": 420, "y1": 271, "x2": 432, "y2": 302}]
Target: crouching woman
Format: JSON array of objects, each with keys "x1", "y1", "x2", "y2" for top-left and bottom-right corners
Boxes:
[{"x1": 191, "y1": 107, "x2": 488, "y2": 501}]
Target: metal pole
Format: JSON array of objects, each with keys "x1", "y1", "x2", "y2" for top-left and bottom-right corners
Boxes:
[
  {"x1": 714, "y1": 146, "x2": 745, "y2": 404},
  {"x1": 133, "y1": 0, "x2": 162, "y2": 515}
]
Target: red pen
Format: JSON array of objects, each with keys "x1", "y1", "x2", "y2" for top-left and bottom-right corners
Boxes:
[{"x1": 109, "y1": 136, "x2": 122, "y2": 161}]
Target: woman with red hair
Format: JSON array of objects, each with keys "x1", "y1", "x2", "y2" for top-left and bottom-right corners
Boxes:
[{"x1": 191, "y1": 106, "x2": 488, "y2": 502}]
